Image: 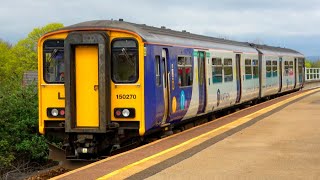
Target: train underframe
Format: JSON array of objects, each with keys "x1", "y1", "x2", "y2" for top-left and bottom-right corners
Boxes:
[{"x1": 46, "y1": 122, "x2": 142, "y2": 160}]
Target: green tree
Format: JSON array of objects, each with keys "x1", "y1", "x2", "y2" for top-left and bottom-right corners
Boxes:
[
  {"x1": 305, "y1": 60, "x2": 312, "y2": 68},
  {"x1": 0, "y1": 40, "x2": 12, "y2": 83},
  {"x1": 0, "y1": 84, "x2": 48, "y2": 173},
  {"x1": 0, "y1": 23, "x2": 64, "y2": 175},
  {"x1": 312, "y1": 60, "x2": 320, "y2": 68}
]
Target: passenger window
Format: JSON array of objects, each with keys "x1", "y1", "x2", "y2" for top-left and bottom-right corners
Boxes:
[
  {"x1": 266, "y1": 60, "x2": 272, "y2": 78},
  {"x1": 212, "y1": 58, "x2": 222, "y2": 83},
  {"x1": 272, "y1": 61, "x2": 278, "y2": 77},
  {"x1": 178, "y1": 56, "x2": 193, "y2": 87},
  {"x1": 284, "y1": 61, "x2": 289, "y2": 76},
  {"x1": 223, "y1": 58, "x2": 233, "y2": 82},
  {"x1": 111, "y1": 39, "x2": 138, "y2": 83},
  {"x1": 289, "y1": 61, "x2": 294, "y2": 75},
  {"x1": 245, "y1": 59, "x2": 252, "y2": 79},
  {"x1": 252, "y1": 59, "x2": 259, "y2": 79},
  {"x1": 155, "y1": 56, "x2": 161, "y2": 86}
]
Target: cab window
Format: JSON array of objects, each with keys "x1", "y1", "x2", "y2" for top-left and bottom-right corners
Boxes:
[
  {"x1": 43, "y1": 40, "x2": 64, "y2": 83},
  {"x1": 111, "y1": 39, "x2": 138, "y2": 83}
]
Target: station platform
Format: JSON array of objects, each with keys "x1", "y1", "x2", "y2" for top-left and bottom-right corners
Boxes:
[{"x1": 53, "y1": 88, "x2": 320, "y2": 180}]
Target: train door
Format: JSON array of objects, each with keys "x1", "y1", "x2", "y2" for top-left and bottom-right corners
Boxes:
[
  {"x1": 294, "y1": 58, "x2": 297, "y2": 88},
  {"x1": 235, "y1": 54, "x2": 242, "y2": 103},
  {"x1": 278, "y1": 57, "x2": 283, "y2": 92},
  {"x1": 64, "y1": 32, "x2": 109, "y2": 133},
  {"x1": 299, "y1": 58, "x2": 305, "y2": 86},
  {"x1": 75, "y1": 46, "x2": 99, "y2": 127},
  {"x1": 258, "y1": 53, "x2": 263, "y2": 98},
  {"x1": 160, "y1": 49, "x2": 170, "y2": 125},
  {"x1": 197, "y1": 51, "x2": 206, "y2": 113}
]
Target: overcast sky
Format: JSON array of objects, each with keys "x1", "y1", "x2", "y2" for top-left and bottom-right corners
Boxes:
[{"x1": 1, "y1": 0, "x2": 319, "y2": 56}]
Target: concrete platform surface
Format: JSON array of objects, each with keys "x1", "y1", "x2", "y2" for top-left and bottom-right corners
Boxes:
[{"x1": 142, "y1": 91, "x2": 320, "y2": 180}]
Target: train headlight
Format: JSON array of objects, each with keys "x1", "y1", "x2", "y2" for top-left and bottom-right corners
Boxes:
[
  {"x1": 51, "y1": 109, "x2": 59, "y2": 117},
  {"x1": 122, "y1": 109, "x2": 130, "y2": 117},
  {"x1": 114, "y1": 108, "x2": 135, "y2": 118},
  {"x1": 47, "y1": 108, "x2": 65, "y2": 118}
]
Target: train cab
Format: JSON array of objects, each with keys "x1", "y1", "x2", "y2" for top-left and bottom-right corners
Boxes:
[{"x1": 38, "y1": 21, "x2": 146, "y2": 158}]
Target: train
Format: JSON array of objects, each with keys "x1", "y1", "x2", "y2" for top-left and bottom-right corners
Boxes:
[{"x1": 38, "y1": 19, "x2": 305, "y2": 159}]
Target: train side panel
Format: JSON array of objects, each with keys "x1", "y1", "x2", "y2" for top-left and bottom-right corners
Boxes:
[
  {"x1": 280, "y1": 56, "x2": 295, "y2": 92},
  {"x1": 205, "y1": 50, "x2": 237, "y2": 112},
  {"x1": 240, "y1": 53, "x2": 260, "y2": 103},
  {"x1": 144, "y1": 45, "x2": 194, "y2": 131},
  {"x1": 260, "y1": 55, "x2": 280, "y2": 97}
]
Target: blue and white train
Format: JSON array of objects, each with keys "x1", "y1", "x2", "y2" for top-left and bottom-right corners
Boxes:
[{"x1": 38, "y1": 20, "x2": 304, "y2": 159}]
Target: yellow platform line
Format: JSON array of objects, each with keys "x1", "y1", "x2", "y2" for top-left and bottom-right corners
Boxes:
[{"x1": 97, "y1": 88, "x2": 320, "y2": 180}]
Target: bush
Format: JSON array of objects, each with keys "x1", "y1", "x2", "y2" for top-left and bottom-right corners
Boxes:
[{"x1": 0, "y1": 82, "x2": 48, "y2": 175}]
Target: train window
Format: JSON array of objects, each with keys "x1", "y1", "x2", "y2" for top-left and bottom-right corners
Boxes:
[
  {"x1": 43, "y1": 40, "x2": 64, "y2": 83},
  {"x1": 289, "y1": 61, "x2": 294, "y2": 76},
  {"x1": 155, "y1": 56, "x2": 161, "y2": 86},
  {"x1": 245, "y1": 59, "x2": 252, "y2": 79},
  {"x1": 178, "y1": 56, "x2": 193, "y2": 87},
  {"x1": 252, "y1": 59, "x2": 259, "y2": 79},
  {"x1": 272, "y1": 61, "x2": 278, "y2": 77},
  {"x1": 223, "y1": 58, "x2": 233, "y2": 82},
  {"x1": 266, "y1": 60, "x2": 272, "y2": 78},
  {"x1": 212, "y1": 58, "x2": 222, "y2": 83},
  {"x1": 284, "y1": 61, "x2": 289, "y2": 76},
  {"x1": 111, "y1": 39, "x2": 138, "y2": 83}
]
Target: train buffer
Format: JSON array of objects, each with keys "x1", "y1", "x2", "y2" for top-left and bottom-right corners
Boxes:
[{"x1": 52, "y1": 87, "x2": 320, "y2": 180}]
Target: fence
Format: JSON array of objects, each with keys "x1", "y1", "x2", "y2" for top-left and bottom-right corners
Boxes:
[{"x1": 305, "y1": 68, "x2": 320, "y2": 81}]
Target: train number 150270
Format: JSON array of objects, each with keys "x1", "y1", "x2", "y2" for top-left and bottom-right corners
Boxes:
[{"x1": 116, "y1": 94, "x2": 137, "y2": 99}]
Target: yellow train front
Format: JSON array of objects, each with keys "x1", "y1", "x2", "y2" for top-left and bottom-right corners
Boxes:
[{"x1": 38, "y1": 21, "x2": 145, "y2": 159}]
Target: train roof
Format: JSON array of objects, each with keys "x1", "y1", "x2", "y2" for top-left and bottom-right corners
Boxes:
[
  {"x1": 250, "y1": 44, "x2": 304, "y2": 58},
  {"x1": 56, "y1": 20, "x2": 304, "y2": 57},
  {"x1": 58, "y1": 20, "x2": 257, "y2": 53}
]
